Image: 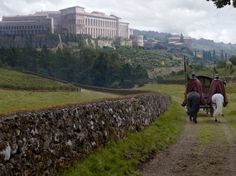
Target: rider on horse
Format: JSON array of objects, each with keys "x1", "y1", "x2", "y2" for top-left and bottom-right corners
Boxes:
[
  {"x1": 207, "y1": 74, "x2": 228, "y2": 107},
  {"x1": 182, "y1": 73, "x2": 205, "y2": 123}
]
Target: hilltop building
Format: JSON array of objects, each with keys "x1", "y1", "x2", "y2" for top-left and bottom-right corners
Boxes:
[
  {"x1": 34, "y1": 11, "x2": 61, "y2": 34},
  {"x1": 131, "y1": 35, "x2": 144, "y2": 47},
  {"x1": 0, "y1": 15, "x2": 54, "y2": 35},
  {"x1": 168, "y1": 35, "x2": 192, "y2": 47},
  {"x1": 0, "y1": 6, "x2": 130, "y2": 39}
]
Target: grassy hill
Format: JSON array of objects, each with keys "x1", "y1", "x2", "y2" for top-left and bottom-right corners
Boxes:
[
  {"x1": 0, "y1": 68, "x2": 118, "y2": 116},
  {"x1": 0, "y1": 68, "x2": 77, "y2": 91}
]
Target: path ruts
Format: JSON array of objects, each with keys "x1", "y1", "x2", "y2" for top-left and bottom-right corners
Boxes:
[{"x1": 142, "y1": 116, "x2": 236, "y2": 176}]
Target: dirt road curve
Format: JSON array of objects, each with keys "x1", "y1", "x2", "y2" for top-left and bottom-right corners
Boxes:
[{"x1": 142, "y1": 116, "x2": 236, "y2": 176}]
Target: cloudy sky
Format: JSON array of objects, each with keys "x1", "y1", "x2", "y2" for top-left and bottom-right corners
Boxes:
[{"x1": 1, "y1": 0, "x2": 236, "y2": 43}]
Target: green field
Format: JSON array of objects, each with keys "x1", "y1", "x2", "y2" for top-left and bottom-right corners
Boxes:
[
  {"x1": 0, "y1": 89, "x2": 118, "y2": 116},
  {"x1": 0, "y1": 68, "x2": 77, "y2": 91},
  {"x1": 0, "y1": 68, "x2": 120, "y2": 116}
]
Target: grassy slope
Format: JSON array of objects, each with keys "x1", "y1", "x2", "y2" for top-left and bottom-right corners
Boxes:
[
  {"x1": 0, "y1": 89, "x2": 118, "y2": 116},
  {"x1": 0, "y1": 68, "x2": 76, "y2": 90},
  {"x1": 64, "y1": 84, "x2": 186, "y2": 176},
  {"x1": 0, "y1": 68, "x2": 119, "y2": 116}
]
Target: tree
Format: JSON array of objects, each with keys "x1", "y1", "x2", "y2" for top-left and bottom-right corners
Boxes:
[
  {"x1": 207, "y1": 0, "x2": 236, "y2": 8},
  {"x1": 229, "y1": 55, "x2": 236, "y2": 65},
  {"x1": 180, "y1": 33, "x2": 184, "y2": 43}
]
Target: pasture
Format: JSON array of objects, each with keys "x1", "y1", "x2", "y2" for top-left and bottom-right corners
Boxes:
[
  {"x1": 0, "y1": 89, "x2": 118, "y2": 116},
  {"x1": 0, "y1": 68, "x2": 119, "y2": 116},
  {"x1": 0, "y1": 68, "x2": 77, "y2": 91}
]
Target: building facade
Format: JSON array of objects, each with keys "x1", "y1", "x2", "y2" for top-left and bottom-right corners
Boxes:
[
  {"x1": 0, "y1": 6, "x2": 130, "y2": 39},
  {"x1": 119, "y1": 22, "x2": 130, "y2": 39},
  {"x1": 168, "y1": 35, "x2": 192, "y2": 47},
  {"x1": 34, "y1": 11, "x2": 61, "y2": 33},
  {"x1": 60, "y1": 6, "x2": 127, "y2": 39},
  {"x1": 0, "y1": 15, "x2": 54, "y2": 35}
]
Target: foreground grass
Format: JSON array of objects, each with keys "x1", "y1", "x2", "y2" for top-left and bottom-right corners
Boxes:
[
  {"x1": 0, "y1": 68, "x2": 76, "y2": 90},
  {"x1": 0, "y1": 89, "x2": 117, "y2": 116},
  {"x1": 64, "y1": 101, "x2": 185, "y2": 176}
]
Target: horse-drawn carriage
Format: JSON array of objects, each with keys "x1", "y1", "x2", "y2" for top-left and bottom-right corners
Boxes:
[{"x1": 197, "y1": 76, "x2": 214, "y2": 116}]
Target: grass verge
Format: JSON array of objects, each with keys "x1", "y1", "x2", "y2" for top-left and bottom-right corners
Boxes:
[{"x1": 64, "y1": 101, "x2": 185, "y2": 176}]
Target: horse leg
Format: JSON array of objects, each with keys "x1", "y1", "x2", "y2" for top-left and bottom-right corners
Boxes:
[{"x1": 193, "y1": 113, "x2": 197, "y2": 124}]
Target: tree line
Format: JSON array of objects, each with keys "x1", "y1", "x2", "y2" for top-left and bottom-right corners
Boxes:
[{"x1": 0, "y1": 47, "x2": 148, "y2": 88}]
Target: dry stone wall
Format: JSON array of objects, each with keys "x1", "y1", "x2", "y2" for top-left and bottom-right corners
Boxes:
[{"x1": 0, "y1": 93, "x2": 171, "y2": 176}]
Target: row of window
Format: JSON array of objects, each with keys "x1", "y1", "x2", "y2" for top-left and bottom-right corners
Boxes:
[
  {"x1": 76, "y1": 18, "x2": 117, "y2": 28},
  {"x1": 0, "y1": 30, "x2": 50, "y2": 35},
  {"x1": 85, "y1": 27, "x2": 117, "y2": 38},
  {"x1": 0, "y1": 25, "x2": 49, "y2": 30}
]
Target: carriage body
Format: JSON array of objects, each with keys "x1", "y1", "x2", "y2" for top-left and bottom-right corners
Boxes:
[{"x1": 197, "y1": 76, "x2": 214, "y2": 116}]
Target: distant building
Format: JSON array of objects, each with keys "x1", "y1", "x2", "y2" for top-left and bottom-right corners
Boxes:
[
  {"x1": 131, "y1": 35, "x2": 144, "y2": 47},
  {"x1": 0, "y1": 15, "x2": 54, "y2": 35},
  {"x1": 60, "y1": 6, "x2": 130, "y2": 39},
  {"x1": 0, "y1": 5, "x2": 130, "y2": 39},
  {"x1": 144, "y1": 39, "x2": 160, "y2": 48},
  {"x1": 119, "y1": 22, "x2": 130, "y2": 39},
  {"x1": 60, "y1": 6, "x2": 120, "y2": 38},
  {"x1": 34, "y1": 11, "x2": 61, "y2": 33},
  {"x1": 168, "y1": 35, "x2": 192, "y2": 47},
  {"x1": 120, "y1": 38, "x2": 132, "y2": 47}
]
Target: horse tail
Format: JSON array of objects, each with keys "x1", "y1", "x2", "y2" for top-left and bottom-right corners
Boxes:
[{"x1": 214, "y1": 96, "x2": 223, "y2": 117}]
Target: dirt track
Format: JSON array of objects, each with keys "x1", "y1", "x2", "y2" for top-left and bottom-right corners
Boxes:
[{"x1": 141, "y1": 115, "x2": 236, "y2": 176}]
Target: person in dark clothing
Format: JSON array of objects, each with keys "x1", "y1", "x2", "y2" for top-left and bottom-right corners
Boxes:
[
  {"x1": 182, "y1": 73, "x2": 204, "y2": 106},
  {"x1": 207, "y1": 74, "x2": 228, "y2": 107},
  {"x1": 182, "y1": 73, "x2": 204, "y2": 123}
]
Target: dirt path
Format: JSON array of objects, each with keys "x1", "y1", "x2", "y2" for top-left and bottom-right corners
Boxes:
[{"x1": 141, "y1": 116, "x2": 236, "y2": 176}]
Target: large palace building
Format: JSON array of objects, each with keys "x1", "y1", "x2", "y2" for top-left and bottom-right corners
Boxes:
[{"x1": 0, "y1": 6, "x2": 130, "y2": 39}]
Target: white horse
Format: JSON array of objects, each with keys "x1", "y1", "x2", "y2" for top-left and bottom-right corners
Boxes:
[{"x1": 211, "y1": 93, "x2": 224, "y2": 122}]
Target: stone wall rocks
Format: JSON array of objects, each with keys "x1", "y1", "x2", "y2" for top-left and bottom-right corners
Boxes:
[{"x1": 0, "y1": 93, "x2": 171, "y2": 176}]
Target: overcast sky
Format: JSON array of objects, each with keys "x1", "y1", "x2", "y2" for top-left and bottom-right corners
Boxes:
[{"x1": 1, "y1": 0, "x2": 236, "y2": 44}]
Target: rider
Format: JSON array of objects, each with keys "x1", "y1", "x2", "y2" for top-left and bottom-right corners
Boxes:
[
  {"x1": 182, "y1": 73, "x2": 204, "y2": 123},
  {"x1": 182, "y1": 73, "x2": 204, "y2": 106},
  {"x1": 207, "y1": 74, "x2": 228, "y2": 107}
]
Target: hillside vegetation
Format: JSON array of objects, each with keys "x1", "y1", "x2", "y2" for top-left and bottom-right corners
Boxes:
[
  {"x1": 0, "y1": 47, "x2": 148, "y2": 88},
  {"x1": 0, "y1": 68, "x2": 77, "y2": 91}
]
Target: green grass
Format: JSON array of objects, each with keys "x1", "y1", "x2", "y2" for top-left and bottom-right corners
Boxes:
[
  {"x1": 64, "y1": 101, "x2": 185, "y2": 176},
  {"x1": 0, "y1": 68, "x2": 77, "y2": 91},
  {"x1": 0, "y1": 89, "x2": 118, "y2": 116},
  {"x1": 196, "y1": 115, "x2": 226, "y2": 146},
  {"x1": 223, "y1": 87, "x2": 236, "y2": 132},
  {"x1": 136, "y1": 84, "x2": 184, "y2": 103},
  {"x1": 196, "y1": 67, "x2": 236, "y2": 78}
]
